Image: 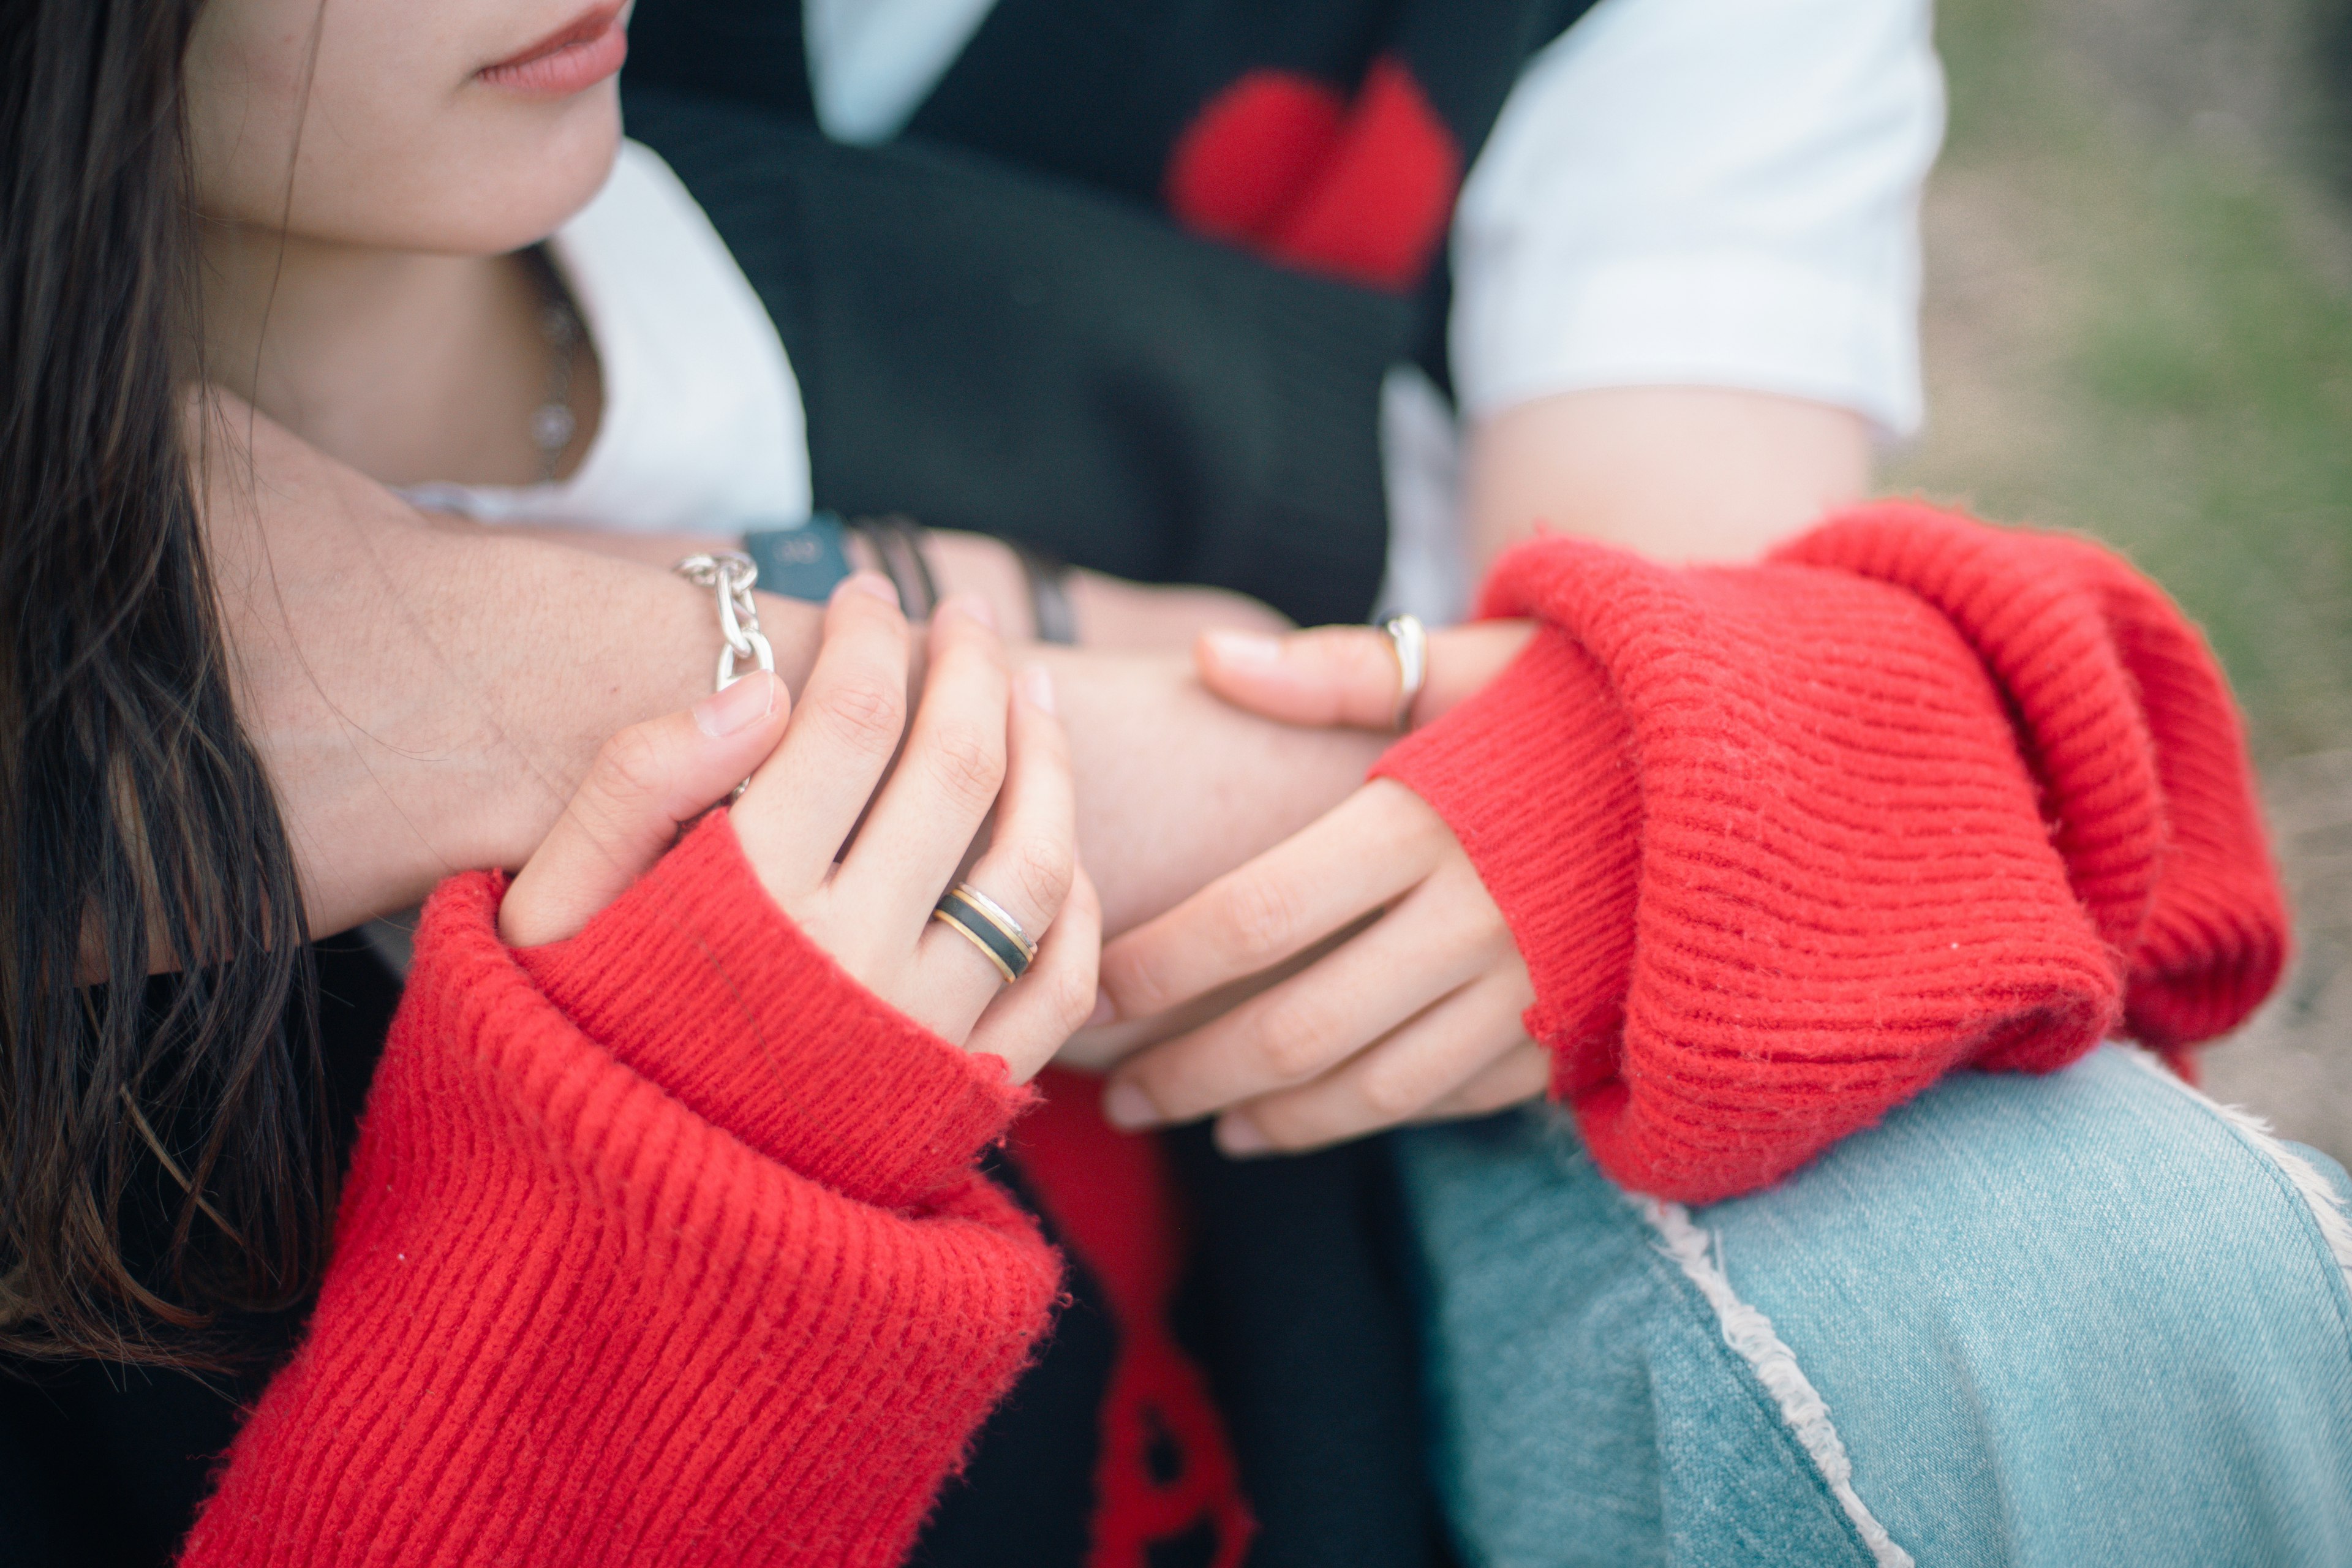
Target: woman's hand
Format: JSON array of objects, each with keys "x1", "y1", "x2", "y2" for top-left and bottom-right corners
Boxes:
[
  {"x1": 1091, "y1": 619, "x2": 1543, "y2": 1150},
  {"x1": 500, "y1": 576, "x2": 1097, "y2": 1080}
]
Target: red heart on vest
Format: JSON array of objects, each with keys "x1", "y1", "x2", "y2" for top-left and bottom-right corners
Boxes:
[{"x1": 1165, "y1": 55, "x2": 1461, "y2": 293}]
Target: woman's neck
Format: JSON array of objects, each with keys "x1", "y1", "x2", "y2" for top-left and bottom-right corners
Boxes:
[{"x1": 198, "y1": 223, "x2": 593, "y2": 489}]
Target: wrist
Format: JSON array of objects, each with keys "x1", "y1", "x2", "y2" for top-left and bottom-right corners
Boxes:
[{"x1": 921, "y1": 529, "x2": 1036, "y2": 638}]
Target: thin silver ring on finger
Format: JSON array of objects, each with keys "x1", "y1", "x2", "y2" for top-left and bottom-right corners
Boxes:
[
  {"x1": 1377, "y1": 612, "x2": 1428, "y2": 733},
  {"x1": 932, "y1": 881, "x2": 1038, "y2": 984}
]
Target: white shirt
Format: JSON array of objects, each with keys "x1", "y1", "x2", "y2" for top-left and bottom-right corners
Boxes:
[
  {"x1": 804, "y1": 0, "x2": 1944, "y2": 619},
  {"x1": 807, "y1": 0, "x2": 1943, "y2": 436},
  {"x1": 402, "y1": 141, "x2": 811, "y2": 534},
  {"x1": 417, "y1": 2, "x2": 1945, "y2": 619}
]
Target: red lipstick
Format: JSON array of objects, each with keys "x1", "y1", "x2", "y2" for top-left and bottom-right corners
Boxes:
[{"x1": 478, "y1": 6, "x2": 627, "y2": 98}]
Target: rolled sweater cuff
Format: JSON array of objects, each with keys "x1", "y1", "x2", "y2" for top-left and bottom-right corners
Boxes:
[
  {"x1": 1376, "y1": 522, "x2": 2126, "y2": 1202},
  {"x1": 1779, "y1": 502, "x2": 2289, "y2": 1051},
  {"x1": 1374, "y1": 504, "x2": 2287, "y2": 1203},
  {"x1": 510, "y1": 810, "x2": 1031, "y2": 1211},
  {"x1": 1371, "y1": 628, "x2": 1640, "y2": 1096}
]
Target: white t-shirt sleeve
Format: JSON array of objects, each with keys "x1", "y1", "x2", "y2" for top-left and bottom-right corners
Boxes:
[{"x1": 1447, "y1": 0, "x2": 1945, "y2": 437}]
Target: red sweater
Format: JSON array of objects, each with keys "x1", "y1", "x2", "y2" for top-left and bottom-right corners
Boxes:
[
  {"x1": 176, "y1": 503, "x2": 2288, "y2": 1564},
  {"x1": 1376, "y1": 502, "x2": 2288, "y2": 1202},
  {"x1": 181, "y1": 814, "x2": 1062, "y2": 1567}
]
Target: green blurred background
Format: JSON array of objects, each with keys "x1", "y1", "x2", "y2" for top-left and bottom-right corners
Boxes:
[{"x1": 1891, "y1": 0, "x2": 2352, "y2": 1156}]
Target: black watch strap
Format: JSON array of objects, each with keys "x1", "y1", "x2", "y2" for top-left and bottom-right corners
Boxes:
[
  {"x1": 849, "y1": 514, "x2": 938, "y2": 620},
  {"x1": 742, "y1": 511, "x2": 853, "y2": 603},
  {"x1": 1014, "y1": 543, "x2": 1077, "y2": 645}
]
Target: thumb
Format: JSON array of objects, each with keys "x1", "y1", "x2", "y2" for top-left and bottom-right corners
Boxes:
[
  {"x1": 1196, "y1": 625, "x2": 1406, "y2": 729},
  {"x1": 500, "y1": 671, "x2": 790, "y2": 947},
  {"x1": 1196, "y1": 620, "x2": 1540, "y2": 731}
]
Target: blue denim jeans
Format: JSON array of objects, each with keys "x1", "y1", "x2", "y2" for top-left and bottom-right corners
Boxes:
[{"x1": 1396, "y1": 1046, "x2": 2352, "y2": 1567}]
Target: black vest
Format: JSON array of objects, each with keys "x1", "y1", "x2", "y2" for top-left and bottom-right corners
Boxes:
[{"x1": 624, "y1": 0, "x2": 1597, "y2": 624}]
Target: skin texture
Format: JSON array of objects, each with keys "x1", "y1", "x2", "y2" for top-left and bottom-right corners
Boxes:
[
  {"x1": 500, "y1": 584, "x2": 1099, "y2": 1080},
  {"x1": 198, "y1": 400, "x2": 1381, "y2": 942},
  {"x1": 189, "y1": 0, "x2": 1276, "y2": 641},
  {"x1": 1464, "y1": 387, "x2": 1871, "y2": 571},
  {"x1": 1092, "y1": 391, "x2": 1872, "y2": 1153},
  {"x1": 181, "y1": 0, "x2": 1371, "y2": 951},
  {"x1": 181, "y1": 0, "x2": 1879, "y2": 1140}
]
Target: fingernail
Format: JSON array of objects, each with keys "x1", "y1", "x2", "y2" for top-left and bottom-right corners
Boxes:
[
  {"x1": 1215, "y1": 1113, "x2": 1272, "y2": 1158},
  {"x1": 693, "y1": 673, "x2": 777, "y2": 737},
  {"x1": 1084, "y1": 989, "x2": 1114, "y2": 1027},
  {"x1": 839, "y1": 571, "x2": 900, "y2": 606},
  {"x1": 1020, "y1": 665, "x2": 1058, "y2": 716},
  {"x1": 1204, "y1": 630, "x2": 1282, "y2": 666},
  {"x1": 939, "y1": 592, "x2": 997, "y2": 631},
  {"x1": 1102, "y1": 1080, "x2": 1161, "y2": 1130}
]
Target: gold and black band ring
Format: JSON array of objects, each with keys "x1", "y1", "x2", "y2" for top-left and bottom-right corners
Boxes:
[{"x1": 932, "y1": 882, "x2": 1038, "y2": 984}]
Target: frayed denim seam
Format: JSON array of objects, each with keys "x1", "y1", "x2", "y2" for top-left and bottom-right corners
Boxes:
[
  {"x1": 1632, "y1": 1195, "x2": 1916, "y2": 1568},
  {"x1": 2114, "y1": 1046, "x2": 2352, "y2": 1318}
]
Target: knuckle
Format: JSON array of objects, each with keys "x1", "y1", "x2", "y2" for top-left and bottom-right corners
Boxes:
[
  {"x1": 1006, "y1": 834, "x2": 1074, "y2": 921},
  {"x1": 1251, "y1": 996, "x2": 1340, "y2": 1082},
  {"x1": 593, "y1": 723, "x2": 676, "y2": 805},
  {"x1": 1355, "y1": 1063, "x2": 1427, "y2": 1122},
  {"x1": 1099, "y1": 943, "x2": 1173, "y2": 1017},
  {"x1": 1215, "y1": 875, "x2": 1302, "y2": 968},
  {"x1": 921, "y1": 720, "x2": 1005, "y2": 809},
  {"x1": 817, "y1": 674, "x2": 905, "y2": 752}
]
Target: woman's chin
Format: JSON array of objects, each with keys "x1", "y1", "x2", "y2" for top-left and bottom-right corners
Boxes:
[
  {"x1": 432, "y1": 109, "x2": 624, "y2": 254},
  {"x1": 288, "y1": 97, "x2": 626, "y2": 258}
]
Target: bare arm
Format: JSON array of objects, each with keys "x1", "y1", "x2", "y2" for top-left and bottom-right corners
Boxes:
[
  {"x1": 199, "y1": 404, "x2": 1374, "y2": 939},
  {"x1": 1091, "y1": 385, "x2": 1882, "y2": 1135},
  {"x1": 498, "y1": 521, "x2": 1290, "y2": 651},
  {"x1": 1464, "y1": 386, "x2": 1871, "y2": 569}
]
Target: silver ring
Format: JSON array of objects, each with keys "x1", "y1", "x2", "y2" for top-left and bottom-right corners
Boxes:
[
  {"x1": 932, "y1": 881, "x2": 1038, "y2": 984},
  {"x1": 1377, "y1": 612, "x2": 1427, "y2": 733}
]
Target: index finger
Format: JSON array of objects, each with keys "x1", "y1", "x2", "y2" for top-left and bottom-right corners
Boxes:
[
  {"x1": 731, "y1": 573, "x2": 910, "y2": 892},
  {"x1": 1096, "y1": 779, "x2": 1443, "y2": 1021}
]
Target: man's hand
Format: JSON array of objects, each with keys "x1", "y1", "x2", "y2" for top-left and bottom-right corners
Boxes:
[
  {"x1": 1090, "y1": 623, "x2": 1545, "y2": 1152},
  {"x1": 1083, "y1": 386, "x2": 1873, "y2": 1150}
]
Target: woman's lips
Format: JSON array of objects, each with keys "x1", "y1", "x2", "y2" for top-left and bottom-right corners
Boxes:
[{"x1": 477, "y1": 6, "x2": 627, "y2": 98}]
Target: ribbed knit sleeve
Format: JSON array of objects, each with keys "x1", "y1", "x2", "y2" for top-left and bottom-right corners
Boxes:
[
  {"x1": 179, "y1": 813, "x2": 1058, "y2": 1568},
  {"x1": 1373, "y1": 502, "x2": 2286, "y2": 1203},
  {"x1": 1777, "y1": 503, "x2": 2288, "y2": 1058}
]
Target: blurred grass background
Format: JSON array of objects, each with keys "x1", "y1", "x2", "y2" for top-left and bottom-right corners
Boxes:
[{"x1": 1890, "y1": 0, "x2": 2352, "y2": 1156}]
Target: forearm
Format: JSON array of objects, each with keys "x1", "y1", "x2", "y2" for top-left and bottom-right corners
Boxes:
[
  {"x1": 203, "y1": 429, "x2": 802, "y2": 933},
  {"x1": 510, "y1": 520, "x2": 1291, "y2": 651},
  {"x1": 1465, "y1": 387, "x2": 1872, "y2": 570},
  {"x1": 206, "y1": 410, "x2": 1368, "y2": 937},
  {"x1": 919, "y1": 530, "x2": 1291, "y2": 651},
  {"x1": 1035, "y1": 646, "x2": 1379, "y2": 934}
]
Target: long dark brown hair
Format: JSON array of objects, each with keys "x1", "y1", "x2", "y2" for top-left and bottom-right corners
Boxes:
[{"x1": 1, "y1": 0, "x2": 332, "y2": 1366}]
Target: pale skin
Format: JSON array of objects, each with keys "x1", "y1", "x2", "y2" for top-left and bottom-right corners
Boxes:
[
  {"x1": 186, "y1": 0, "x2": 1872, "y2": 1130},
  {"x1": 197, "y1": 407, "x2": 1376, "y2": 942},
  {"x1": 186, "y1": 0, "x2": 1360, "y2": 951},
  {"x1": 1094, "y1": 390, "x2": 1869, "y2": 1152},
  {"x1": 502, "y1": 584, "x2": 1100, "y2": 1082}
]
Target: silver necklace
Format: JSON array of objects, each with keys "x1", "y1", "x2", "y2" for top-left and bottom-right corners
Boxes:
[{"x1": 528, "y1": 250, "x2": 579, "y2": 483}]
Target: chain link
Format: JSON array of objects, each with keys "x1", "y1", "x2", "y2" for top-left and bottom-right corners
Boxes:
[{"x1": 673, "y1": 550, "x2": 774, "y2": 692}]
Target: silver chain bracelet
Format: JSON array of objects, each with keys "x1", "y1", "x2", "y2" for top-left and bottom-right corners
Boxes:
[{"x1": 673, "y1": 550, "x2": 774, "y2": 693}]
